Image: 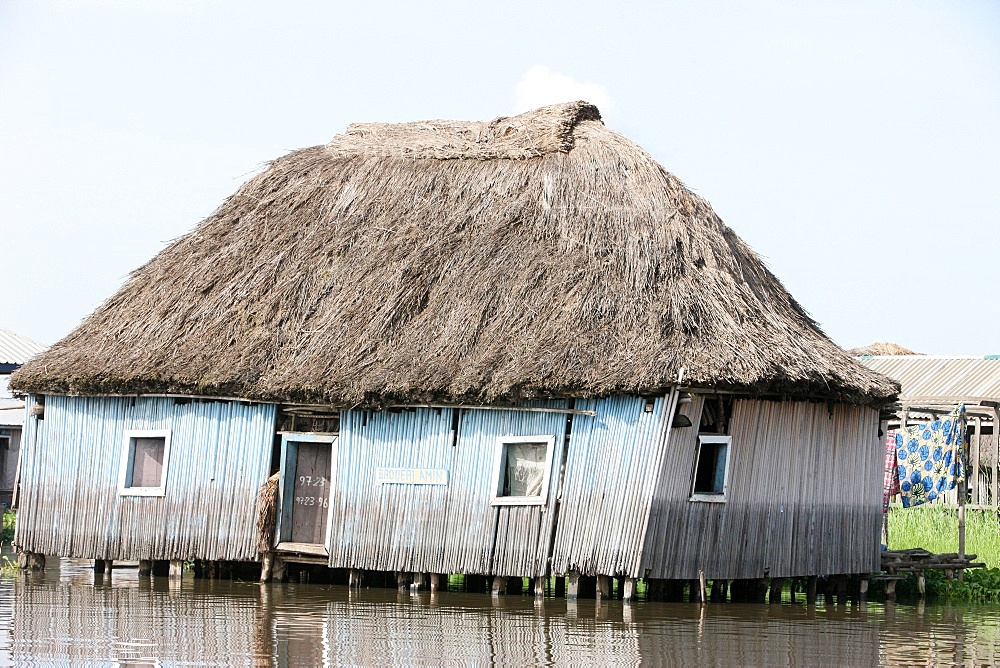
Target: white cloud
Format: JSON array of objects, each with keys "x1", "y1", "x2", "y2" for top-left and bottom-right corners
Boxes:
[{"x1": 512, "y1": 66, "x2": 615, "y2": 116}]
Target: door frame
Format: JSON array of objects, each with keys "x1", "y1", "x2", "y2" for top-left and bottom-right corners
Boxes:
[{"x1": 276, "y1": 432, "x2": 338, "y2": 555}]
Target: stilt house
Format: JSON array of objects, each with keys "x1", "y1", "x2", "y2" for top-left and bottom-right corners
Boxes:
[{"x1": 10, "y1": 102, "x2": 897, "y2": 587}]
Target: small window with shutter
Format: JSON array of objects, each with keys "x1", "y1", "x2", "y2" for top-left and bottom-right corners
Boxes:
[{"x1": 118, "y1": 429, "x2": 171, "y2": 496}]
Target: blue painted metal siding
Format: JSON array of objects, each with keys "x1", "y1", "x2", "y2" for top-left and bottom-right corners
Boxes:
[
  {"x1": 550, "y1": 395, "x2": 669, "y2": 577},
  {"x1": 15, "y1": 395, "x2": 275, "y2": 561},
  {"x1": 328, "y1": 403, "x2": 568, "y2": 576}
]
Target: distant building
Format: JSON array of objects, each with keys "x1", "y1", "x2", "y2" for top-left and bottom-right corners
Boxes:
[
  {"x1": 857, "y1": 350, "x2": 1000, "y2": 507},
  {"x1": 0, "y1": 328, "x2": 46, "y2": 507}
]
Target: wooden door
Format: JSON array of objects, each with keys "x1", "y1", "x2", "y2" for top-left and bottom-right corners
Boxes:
[
  {"x1": 289, "y1": 441, "x2": 332, "y2": 545},
  {"x1": 278, "y1": 434, "x2": 337, "y2": 551}
]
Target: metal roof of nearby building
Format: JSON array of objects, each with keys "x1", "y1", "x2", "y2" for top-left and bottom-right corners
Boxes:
[
  {"x1": 857, "y1": 356, "x2": 1000, "y2": 405},
  {"x1": 0, "y1": 328, "x2": 46, "y2": 367},
  {"x1": 0, "y1": 399, "x2": 25, "y2": 427}
]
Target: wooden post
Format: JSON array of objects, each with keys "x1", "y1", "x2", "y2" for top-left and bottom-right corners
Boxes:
[
  {"x1": 491, "y1": 575, "x2": 506, "y2": 596},
  {"x1": 835, "y1": 575, "x2": 848, "y2": 605},
  {"x1": 19, "y1": 552, "x2": 45, "y2": 571},
  {"x1": 959, "y1": 442, "x2": 967, "y2": 582},
  {"x1": 885, "y1": 578, "x2": 897, "y2": 601},
  {"x1": 138, "y1": 560, "x2": 152, "y2": 577},
  {"x1": 769, "y1": 577, "x2": 784, "y2": 604},
  {"x1": 859, "y1": 577, "x2": 869, "y2": 602},
  {"x1": 566, "y1": 571, "x2": 581, "y2": 600},
  {"x1": 260, "y1": 554, "x2": 274, "y2": 583},
  {"x1": 104, "y1": 559, "x2": 114, "y2": 575},
  {"x1": 687, "y1": 579, "x2": 700, "y2": 602},
  {"x1": 429, "y1": 573, "x2": 441, "y2": 592},
  {"x1": 169, "y1": 560, "x2": 184, "y2": 580},
  {"x1": 411, "y1": 573, "x2": 428, "y2": 591},
  {"x1": 992, "y1": 407, "x2": 1000, "y2": 510},
  {"x1": 806, "y1": 576, "x2": 818, "y2": 604},
  {"x1": 94, "y1": 559, "x2": 105, "y2": 573},
  {"x1": 595, "y1": 575, "x2": 610, "y2": 601},
  {"x1": 533, "y1": 576, "x2": 546, "y2": 598},
  {"x1": 622, "y1": 577, "x2": 637, "y2": 602},
  {"x1": 349, "y1": 568, "x2": 363, "y2": 589},
  {"x1": 917, "y1": 571, "x2": 926, "y2": 597},
  {"x1": 396, "y1": 572, "x2": 409, "y2": 591},
  {"x1": 698, "y1": 571, "x2": 707, "y2": 604},
  {"x1": 272, "y1": 558, "x2": 287, "y2": 583}
]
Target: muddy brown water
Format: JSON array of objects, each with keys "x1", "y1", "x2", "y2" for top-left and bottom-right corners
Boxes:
[{"x1": 2, "y1": 556, "x2": 1000, "y2": 666}]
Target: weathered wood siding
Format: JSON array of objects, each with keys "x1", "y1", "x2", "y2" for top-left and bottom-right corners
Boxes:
[
  {"x1": 550, "y1": 395, "x2": 668, "y2": 577},
  {"x1": 15, "y1": 395, "x2": 275, "y2": 561},
  {"x1": 328, "y1": 403, "x2": 568, "y2": 576},
  {"x1": 641, "y1": 397, "x2": 882, "y2": 579}
]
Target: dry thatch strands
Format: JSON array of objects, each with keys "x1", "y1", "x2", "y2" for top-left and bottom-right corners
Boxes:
[{"x1": 11, "y1": 102, "x2": 897, "y2": 407}]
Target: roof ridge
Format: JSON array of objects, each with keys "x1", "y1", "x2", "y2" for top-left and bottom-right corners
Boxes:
[{"x1": 326, "y1": 101, "x2": 602, "y2": 161}]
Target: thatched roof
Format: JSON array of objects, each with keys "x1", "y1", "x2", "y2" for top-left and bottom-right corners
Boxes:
[
  {"x1": 850, "y1": 342, "x2": 921, "y2": 357},
  {"x1": 11, "y1": 102, "x2": 898, "y2": 406}
]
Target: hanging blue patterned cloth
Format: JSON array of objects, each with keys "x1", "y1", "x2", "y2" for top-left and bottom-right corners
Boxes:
[{"x1": 895, "y1": 405, "x2": 967, "y2": 508}]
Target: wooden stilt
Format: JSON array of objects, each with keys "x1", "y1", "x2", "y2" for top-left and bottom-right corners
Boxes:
[
  {"x1": 396, "y1": 571, "x2": 409, "y2": 591},
  {"x1": 860, "y1": 577, "x2": 869, "y2": 602},
  {"x1": 429, "y1": 573, "x2": 441, "y2": 592},
  {"x1": 806, "y1": 576, "x2": 818, "y2": 604},
  {"x1": 687, "y1": 579, "x2": 700, "y2": 602},
  {"x1": 104, "y1": 559, "x2": 114, "y2": 575},
  {"x1": 138, "y1": 560, "x2": 152, "y2": 577},
  {"x1": 622, "y1": 577, "x2": 637, "y2": 602},
  {"x1": 23, "y1": 552, "x2": 45, "y2": 571},
  {"x1": 710, "y1": 579, "x2": 725, "y2": 602},
  {"x1": 349, "y1": 568, "x2": 363, "y2": 589},
  {"x1": 769, "y1": 577, "x2": 785, "y2": 604},
  {"x1": 534, "y1": 576, "x2": 546, "y2": 597},
  {"x1": 595, "y1": 575, "x2": 610, "y2": 601},
  {"x1": 916, "y1": 571, "x2": 926, "y2": 597},
  {"x1": 272, "y1": 558, "x2": 287, "y2": 582},
  {"x1": 491, "y1": 575, "x2": 506, "y2": 596},
  {"x1": 411, "y1": 573, "x2": 428, "y2": 591},
  {"x1": 169, "y1": 560, "x2": 183, "y2": 580},
  {"x1": 837, "y1": 575, "x2": 849, "y2": 605},
  {"x1": 260, "y1": 554, "x2": 274, "y2": 583},
  {"x1": 94, "y1": 559, "x2": 106, "y2": 573},
  {"x1": 566, "y1": 571, "x2": 581, "y2": 600},
  {"x1": 885, "y1": 578, "x2": 897, "y2": 601}
]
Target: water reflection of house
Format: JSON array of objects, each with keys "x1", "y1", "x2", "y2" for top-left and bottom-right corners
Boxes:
[
  {"x1": 855, "y1": 346, "x2": 1000, "y2": 506},
  {"x1": 0, "y1": 328, "x2": 46, "y2": 508},
  {"x1": 9, "y1": 103, "x2": 897, "y2": 594}
]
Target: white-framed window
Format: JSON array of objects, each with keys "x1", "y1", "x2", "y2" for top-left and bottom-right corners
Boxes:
[
  {"x1": 118, "y1": 429, "x2": 172, "y2": 497},
  {"x1": 690, "y1": 435, "x2": 731, "y2": 502},
  {"x1": 490, "y1": 435, "x2": 555, "y2": 506}
]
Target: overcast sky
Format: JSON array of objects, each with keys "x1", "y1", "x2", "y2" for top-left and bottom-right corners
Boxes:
[{"x1": 1, "y1": 0, "x2": 997, "y2": 355}]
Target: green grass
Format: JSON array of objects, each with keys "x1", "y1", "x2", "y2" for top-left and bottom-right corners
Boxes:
[{"x1": 887, "y1": 505, "x2": 1000, "y2": 568}]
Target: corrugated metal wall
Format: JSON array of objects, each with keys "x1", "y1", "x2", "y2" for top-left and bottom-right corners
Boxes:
[
  {"x1": 15, "y1": 395, "x2": 275, "y2": 561},
  {"x1": 641, "y1": 397, "x2": 882, "y2": 579},
  {"x1": 550, "y1": 395, "x2": 668, "y2": 577},
  {"x1": 328, "y1": 403, "x2": 568, "y2": 576}
]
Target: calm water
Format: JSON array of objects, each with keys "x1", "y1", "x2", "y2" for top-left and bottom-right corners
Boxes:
[{"x1": 2, "y1": 556, "x2": 1000, "y2": 666}]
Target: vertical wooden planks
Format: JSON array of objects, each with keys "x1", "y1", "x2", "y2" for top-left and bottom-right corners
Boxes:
[{"x1": 641, "y1": 397, "x2": 882, "y2": 580}]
